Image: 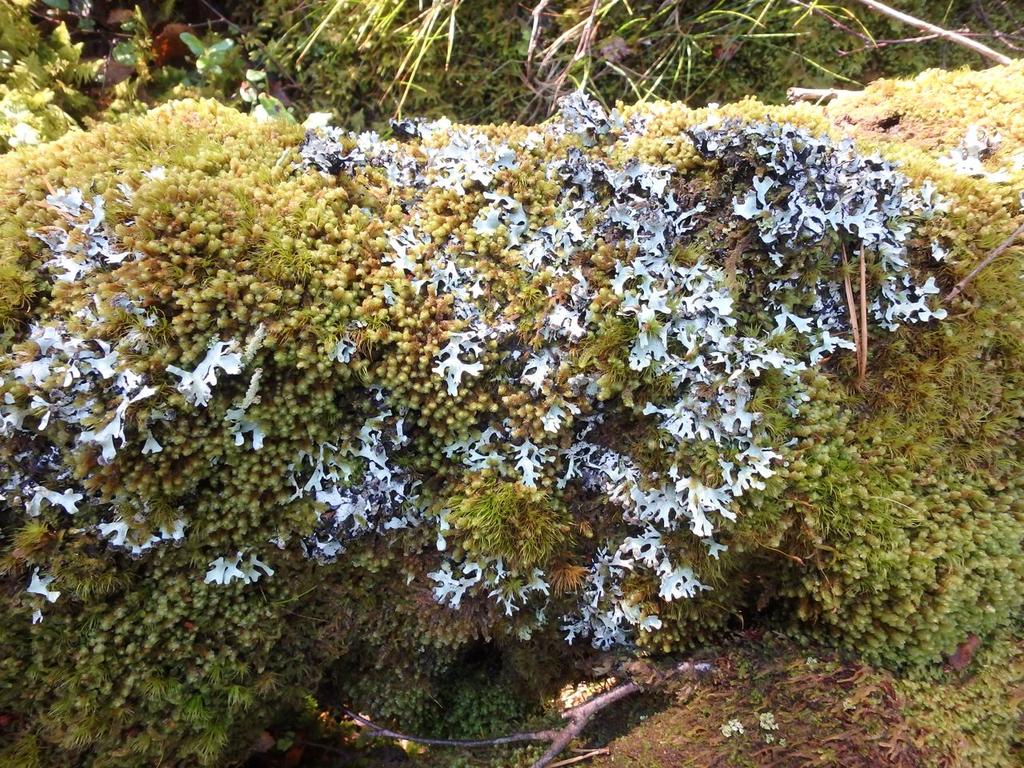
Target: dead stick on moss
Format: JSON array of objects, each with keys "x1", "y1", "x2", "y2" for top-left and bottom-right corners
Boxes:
[
  {"x1": 529, "y1": 681, "x2": 641, "y2": 768},
  {"x1": 858, "y1": 246, "x2": 868, "y2": 383},
  {"x1": 845, "y1": 0, "x2": 1013, "y2": 65},
  {"x1": 339, "y1": 707, "x2": 560, "y2": 748},
  {"x1": 786, "y1": 87, "x2": 860, "y2": 103},
  {"x1": 945, "y1": 222, "x2": 1024, "y2": 302},
  {"x1": 549, "y1": 748, "x2": 610, "y2": 767},
  {"x1": 341, "y1": 661, "x2": 712, "y2": 768},
  {"x1": 530, "y1": 661, "x2": 711, "y2": 767},
  {"x1": 839, "y1": 243, "x2": 864, "y2": 380}
]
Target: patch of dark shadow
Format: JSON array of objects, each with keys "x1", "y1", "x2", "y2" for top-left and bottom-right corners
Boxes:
[{"x1": 876, "y1": 113, "x2": 902, "y2": 131}]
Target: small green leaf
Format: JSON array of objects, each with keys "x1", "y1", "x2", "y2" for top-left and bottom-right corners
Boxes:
[
  {"x1": 112, "y1": 41, "x2": 139, "y2": 67},
  {"x1": 254, "y1": 95, "x2": 297, "y2": 124},
  {"x1": 207, "y1": 38, "x2": 235, "y2": 56},
  {"x1": 179, "y1": 32, "x2": 205, "y2": 57}
]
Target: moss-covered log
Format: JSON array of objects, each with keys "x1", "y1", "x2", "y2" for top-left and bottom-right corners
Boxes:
[{"x1": 1, "y1": 63, "x2": 1023, "y2": 767}]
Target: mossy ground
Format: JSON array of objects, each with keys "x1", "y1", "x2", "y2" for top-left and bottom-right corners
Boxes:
[
  {"x1": 239, "y1": 632, "x2": 1023, "y2": 767},
  {"x1": 599, "y1": 633, "x2": 1024, "y2": 768}
]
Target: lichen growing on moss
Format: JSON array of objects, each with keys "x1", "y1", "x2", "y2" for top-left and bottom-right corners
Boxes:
[{"x1": 0, "y1": 62, "x2": 1023, "y2": 767}]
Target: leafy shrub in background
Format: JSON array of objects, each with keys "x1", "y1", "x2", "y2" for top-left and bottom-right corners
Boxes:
[{"x1": 0, "y1": 60, "x2": 1022, "y2": 767}]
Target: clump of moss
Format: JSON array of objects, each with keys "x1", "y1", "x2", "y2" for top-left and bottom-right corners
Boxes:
[
  {"x1": 449, "y1": 482, "x2": 570, "y2": 569},
  {"x1": 898, "y1": 635, "x2": 1024, "y2": 766}
]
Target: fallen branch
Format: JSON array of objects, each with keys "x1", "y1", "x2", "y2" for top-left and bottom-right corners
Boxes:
[
  {"x1": 529, "y1": 680, "x2": 640, "y2": 768},
  {"x1": 339, "y1": 707, "x2": 559, "y2": 748},
  {"x1": 846, "y1": 0, "x2": 1013, "y2": 65},
  {"x1": 945, "y1": 221, "x2": 1024, "y2": 302},
  {"x1": 339, "y1": 660, "x2": 714, "y2": 768}
]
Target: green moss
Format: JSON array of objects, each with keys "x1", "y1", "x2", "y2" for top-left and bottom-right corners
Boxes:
[{"x1": 898, "y1": 635, "x2": 1024, "y2": 766}]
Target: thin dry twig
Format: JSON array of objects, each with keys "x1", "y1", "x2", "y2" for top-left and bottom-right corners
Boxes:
[
  {"x1": 839, "y1": 244, "x2": 862, "y2": 376},
  {"x1": 758, "y1": 542, "x2": 806, "y2": 566},
  {"x1": 549, "y1": 747, "x2": 611, "y2": 767},
  {"x1": 845, "y1": 0, "x2": 1013, "y2": 64},
  {"x1": 787, "y1": 0, "x2": 875, "y2": 46},
  {"x1": 945, "y1": 221, "x2": 1024, "y2": 302},
  {"x1": 835, "y1": 30, "x2": 997, "y2": 57},
  {"x1": 839, "y1": 243, "x2": 868, "y2": 383},
  {"x1": 792, "y1": 0, "x2": 1020, "y2": 58},
  {"x1": 529, "y1": 680, "x2": 640, "y2": 768},
  {"x1": 526, "y1": 0, "x2": 612, "y2": 109},
  {"x1": 787, "y1": 86, "x2": 859, "y2": 103},
  {"x1": 858, "y1": 245, "x2": 868, "y2": 384},
  {"x1": 340, "y1": 706, "x2": 560, "y2": 748},
  {"x1": 980, "y1": 0, "x2": 1024, "y2": 53},
  {"x1": 527, "y1": 0, "x2": 553, "y2": 76},
  {"x1": 548, "y1": 0, "x2": 602, "y2": 102}
]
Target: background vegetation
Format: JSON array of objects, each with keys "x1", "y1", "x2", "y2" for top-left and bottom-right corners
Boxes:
[{"x1": 3, "y1": 0, "x2": 1023, "y2": 141}]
